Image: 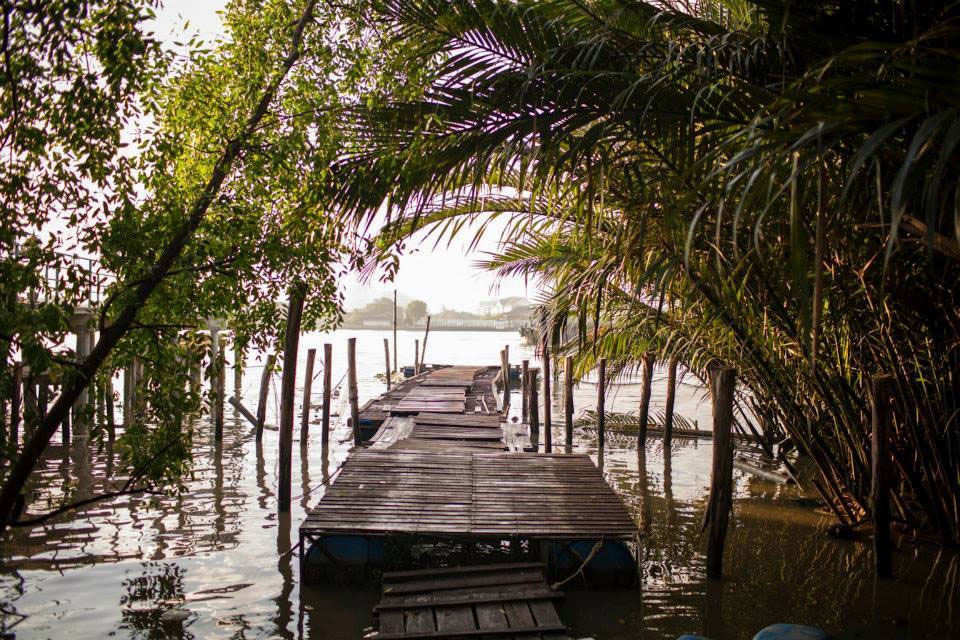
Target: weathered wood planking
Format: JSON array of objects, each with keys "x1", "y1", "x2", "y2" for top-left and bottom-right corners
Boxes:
[
  {"x1": 376, "y1": 563, "x2": 569, "y2": 639},
  {"x1": 302, "y1": 450, "x2": 638, "y2": 539}
]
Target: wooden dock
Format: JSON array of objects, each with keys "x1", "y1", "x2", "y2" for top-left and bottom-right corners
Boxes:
[
  {"x1": 300, "y1": 364, "x2": 639, "y2": 584},
  {"x1": 376, "y1": 563, "x2": 568, "y2": 639}
]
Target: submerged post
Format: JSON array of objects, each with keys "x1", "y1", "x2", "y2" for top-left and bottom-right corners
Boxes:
[
  {"x1": 209, "y1": 324, "x2": 224, "y2": 440},
  {"x1": 279, "y1": 287, "x2": 305, "y2": 513},
  {"x1": 383, "y1": 338, "x2": 391, "y2": 390},
  {"x1": 704, "y1": 366, "x2": 736, "y2": 578},
  {"x1": 322, "y1": 343, "x2": 332, "y2": 447},
  {"x1": 521, "y1": 359, "x2": 529, "y2": 423},
  {"x1": 597, "y1": 358, "x2": 606, "y2": 451},
  {"x1": 528, "y1": 368, "x2": 540, "y2": 448},
  {"x1": 664, "y1": 356, "x2": 678, "y2": 448},
  {"x1": 301, "y1": 348, "x2": 317, "y2": 444},
  {"x1": 637, "y1": 354, "x2": 653, "y2": 447},
  {"x1": 348, "y1": 337, "x2": 360, "y2": 446},
  {"x1": 542, "y1": 339, "x2": 552, "y2": 453},
  {"x1": 871, "y1": 374, "x2": 895, "y2": 579},
  {"x1": 255, "y1": 353, "x2": 276, "y2": 441},
  {"x1": 564, "y1": 355, "x2": 574, "y2": 451}
]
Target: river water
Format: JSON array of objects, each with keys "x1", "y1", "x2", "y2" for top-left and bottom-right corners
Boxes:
[{"x1": 1, "y1": 329, "x2": 957, "y2": 639}]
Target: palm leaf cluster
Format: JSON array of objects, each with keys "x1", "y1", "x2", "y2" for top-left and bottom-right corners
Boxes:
[{"x1": 331, "y1": 0, "x2": 960, "y2": 544}]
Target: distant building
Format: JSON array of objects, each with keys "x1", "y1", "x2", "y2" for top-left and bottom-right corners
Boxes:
[{"x1": 477, "y1": 296, "x2": 531, "y2": 316}]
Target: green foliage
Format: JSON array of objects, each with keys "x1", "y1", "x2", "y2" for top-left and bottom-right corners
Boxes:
[
  {"x1": 333, "y1": 0, "x2": 960, "y2": 543},
  {"x1": 405, "y1": 299, "x2": 428, "y2": 322}
]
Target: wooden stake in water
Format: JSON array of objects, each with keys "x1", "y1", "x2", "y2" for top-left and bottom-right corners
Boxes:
[
  {"x1": 664, "y1": 356, "x2": 678, "y2": 449},
  {"x1": 564, "y1": 355, "x2": 574, "y2": 451},
  {"x1": 348, "y1": 337, "x2": 361, "y2": 446},
  {"x1": 10, "y1": 362, "x2": 21, "y2": 450},
  {"x1": 255, "y1": 353, "x2": 276, "y2": 441},
  {"x1": 501, "y1": 345, "x2": 510, "y2": 409},
  {"x1": 393, "y1": 289, "x2": 398, "y2": 375},
  {"x1": 414, "y1": 340, "x2": 420, "y2": 376},
  {"x1": 596, "y1": 358, "x2": 606, "y2": 451},
  {"x1": 704, "y1": 366, "x2": 735, "y2": 578},
  {"x1": 637, "y1": 354, "x2": 653, "y2": 447},
  {"x1": 871, "y1": 374, "x2": 895, "y2": 579},
  {"x1": 528, "y1": 368, "x2": 540, "y2": 448},
  {"x1": 209, "y1": 325, "x2": 223, "y2": 441},
  {"x1": 383, "y1": 338, "x2": 391, "y2": 390},
  {"x1": 420, "y1": 316, "x2": 432, "y2": 371},
  {"x1": 234, "y1": 339, "x2": 245, "y2": 400},
  {"x1": 278, "y1": 287, "x2": 305, "y2": 513},
  {"x1": 542, "y1": 339, "x2": 552, "y2": 453},
  {"x1": 521, "y1": 359, "x2": 529, "y2": 423},
  {"x1": 322, "y1": 343, "x2": 332, "y2": 447},
  {"x1": 301, "y1": 348, "x2": 316, "y2": 444}
]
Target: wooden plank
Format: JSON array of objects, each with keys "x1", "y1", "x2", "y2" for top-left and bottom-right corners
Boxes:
[
  {"x1": 435, "y1": 605, "x2": 477, "y2": 634},
  {"x1": 474, "y1": 603, "x2": 509, "y2": 631},
  {"x1": 381, "y1": 610, "x2": 404, "y2": 635},
  {"x1": 404, "y1": 608, "x2": 435, "y2": 635},
  {"x1": 378, "y1": 624, "x2": 567, "y2": 640}
]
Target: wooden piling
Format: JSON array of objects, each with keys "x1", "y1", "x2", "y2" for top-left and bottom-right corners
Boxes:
[
  {"x1": 542, "y1": 340, "x2": 552, "y2": 453},
  {"x1": 704, "y1": 366, "x2": 736, "y2": 579},
  {"x1": 348, "y1": 337, "x2": 361, "y2": 446},
  {"x1": 420, "y1": 316, "x2": 432, "y2": 371},
  {"x1": 521, "y1": 359, "x2": 529, "y2": 423},
  {"x1": 871, "y1": 374, "x2": 895, "y2": 579},
  {"x1": 393, "y1": 289, "x2": 398, "y2": 375},
  {"x1": 278, "y1": 287, "x2": 305, "y2": 513},
  {"x1": 255, "y1": 353, "x2": 276, "y2": 441},
  {"x1": 105, "y1": 375, "x2": 115, "y2": 441},
  {"x1": 414, "y1": 340, "x2": 420, "y2": 376},
  {"x1": 597, "y1": 358, "x2": 606, "y2": 451},
  {"x1": 664, "y1": 356, "x2": 678, "y2": 449},
  {"x1": 383, "y1": 338, "x2": 391, "y2": 390},
  {"x1": 301, "y1": 348, "x2": 317, "y2": 444},
  {"x1": 637, "y1": 354, "x2": 653, "y2": 447},
  {"x1": 234, "y1": 340, "x2": 245, "y2": 399},
  {"x1": 528, "y1": 369, "x2": 540, "y2": 448},
  {"x1": 210, "y1": 326, "x2": 224, "y2": 441},
  {"x1": 322, "y1": 343, "x2": 332, "y2": 447},
  {"x1": 564, "y1": 355, "x2": 574, "y2": 451},
  {"x1": 501, "y1": 345, "x2": 510, "y2": 409}
]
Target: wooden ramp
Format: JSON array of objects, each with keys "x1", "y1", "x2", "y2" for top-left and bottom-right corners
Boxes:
[
  {"x1": 376, "y1": 563, "x2": 568, "y2": 639},
  {"x1": 301, "y1": 450, "x2": 638, "y2": 539}
]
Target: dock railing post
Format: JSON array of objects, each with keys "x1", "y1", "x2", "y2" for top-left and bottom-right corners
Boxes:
[
  {"x1": 383, "y1": 338, "x2": 391, "y2": 390},
  {"x1": 321, "y1": 344, "x2": 332, "y2": 447},
  {"x1": 255, "y1": 354, "x2": 276, "y2": 441},
  {"x1": 871, "y1": 374, "x2": 895, "y2": 578},
  {"x1": 664, "y1": 356, "x2": 678, "y2": 449},
  {"x1": 564, "y1": 355, "x2": 574, "y2": 452},
  {"x1": 704, "y1": 365, "x2": 735, "y2": 578},
  {"x1": 521, "y1": 359, "x2": 529, "y2": 424},
  {"x1": 542, "y1": 340, "x2": 552, "y2": 453},
  {"x1": 528, "y1": 369, "x2": 539, "y2": 449},
  {"x1": 301, "y1": 348, "x2": 316, "y2": 445},
  {"x1": 597, "y1": 358, "x2": 606, "y2": 451},
  {"x1": 279, "y1": 286, "x2": 305, "y2": 513},
  {"x1": 637, "y1": 354, "x2": 653, "y2": 447},
  {"x1": 348, "y1": 337, "x2": 361, "y2": 446}
]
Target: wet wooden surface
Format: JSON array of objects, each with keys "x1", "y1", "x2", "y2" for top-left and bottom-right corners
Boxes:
[
  {"x1": 302, "y1": 450, "x2": 638, "y2": 539},
  {"x1": 376, "y1": 563, "x2": 569, "y2": 639}
]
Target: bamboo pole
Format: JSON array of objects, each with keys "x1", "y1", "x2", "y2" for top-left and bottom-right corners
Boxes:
[
  {"x1": 301, "y1": 348, "x2": 316, "y2": 444},
  {"x1": 871, "y1": 374, "x2": 895, "y2": 578},
  {"x1": 564, "y1": 355, "x2": 574, "y2": 452},
  {"x1": 420, "y1": 316, "x2": 431, "y2": 371},
  {"x1": 521, "y1": 359, "x2": 529, "y2": 424},
  {"x1": 278, "y1": 288, "x2": 305, "y2": 513},
  {"x1": 542, "y1": 340, "x2": 552, "y2": 453},
  {"x1": 597, "y1": 358, "x2": 606, "y2": 451},
  {"x1": 704, "y1": 366, "x2": 736, "y2": 578},
  {"x1": 528, "y1": 369, "x2": 540, "y2": 449},
  {"x1": 321, "y1": 343, "x2": 332, "y2": 447},
  {"x1": 255, "y1": 354, "x2": 276, "y2": 441},
  {"x1": 348, "y1": 337, "x2": 360, "y2": 446},
  {"x1": 664, "y1": 356, "x2": 678, "y2": 449},
  {"x1": 637, "y1": 354, "x2": 653, "y2": 447},
  {"x1": 383, "y1": 338, "x2": 391, "y2": 390}
]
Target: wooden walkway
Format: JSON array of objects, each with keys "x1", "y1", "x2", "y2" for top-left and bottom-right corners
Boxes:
[
  {"x1": 376, "y1": 563, "x2": 568, "y2": 639},
  {"x1": 301, "y1": 450, "x2": 637, "y2": 539}
]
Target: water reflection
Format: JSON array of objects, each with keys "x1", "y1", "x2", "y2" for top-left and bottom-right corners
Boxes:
[{"x1": 0, "y1": 329, "x2": 958, "y2": 640}]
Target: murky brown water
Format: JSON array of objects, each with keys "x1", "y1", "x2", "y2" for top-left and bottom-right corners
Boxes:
[{"x1": 1, "y1": 330, "x2": 958, "y2": 639}]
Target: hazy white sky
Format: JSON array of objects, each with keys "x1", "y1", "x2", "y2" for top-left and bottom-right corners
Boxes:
[{"x1": 150, "y1": 1, "x2": 535, "y2": 313}]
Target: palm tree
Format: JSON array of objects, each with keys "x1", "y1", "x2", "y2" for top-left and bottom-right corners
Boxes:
[{"x1": 332, "y1": 0, "x2": 960, "y2": 544}]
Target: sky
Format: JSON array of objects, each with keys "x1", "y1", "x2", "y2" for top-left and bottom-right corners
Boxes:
[{"x1": 149, "y1": 1, "x2": 536, "y2": 314}]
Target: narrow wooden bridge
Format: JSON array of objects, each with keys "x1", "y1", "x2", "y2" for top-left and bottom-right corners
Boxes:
[{"x1": 299, "y1": 365, "x2": 639, "y2": 586}]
